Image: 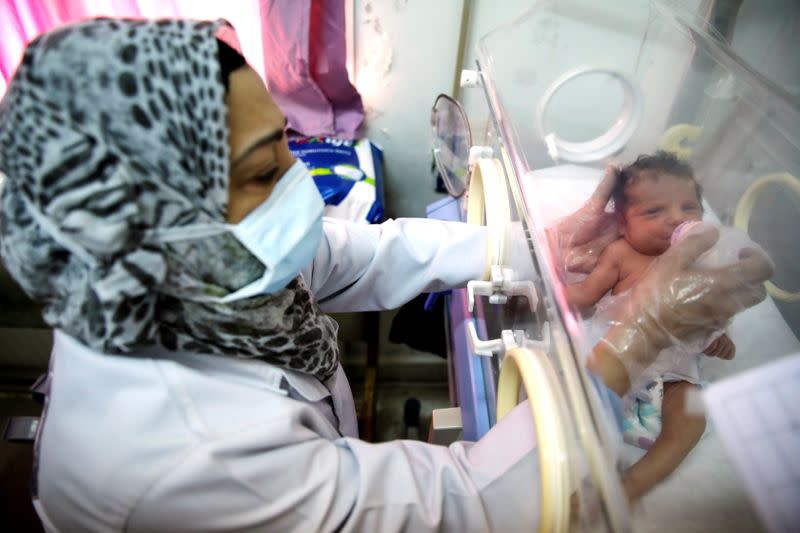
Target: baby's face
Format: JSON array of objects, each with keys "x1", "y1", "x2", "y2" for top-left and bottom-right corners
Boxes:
[{"x1": 621, "y1": 175, "x2": 702, "y2": 255}]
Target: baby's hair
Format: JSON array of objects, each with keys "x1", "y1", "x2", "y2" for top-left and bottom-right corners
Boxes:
[{"x1": 612, "y1": 150, "x2": 702, "y2": 215}]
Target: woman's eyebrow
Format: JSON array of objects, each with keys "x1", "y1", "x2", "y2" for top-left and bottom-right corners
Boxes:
[{"x1": 231, "y1": 121, "x2": 287, "y2": 171}]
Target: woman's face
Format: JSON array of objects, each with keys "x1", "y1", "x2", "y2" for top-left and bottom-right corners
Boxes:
[{"x1": 225, "y1": 66, "x2": 294, "y2": 223}]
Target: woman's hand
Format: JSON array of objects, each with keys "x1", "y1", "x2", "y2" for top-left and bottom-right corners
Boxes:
[
  {"x1": 547, "y1": 165, "x2": 620, "y2": 273},
  {"x1": 590, "y1": 227, "x2": 772, "y2": 395}
]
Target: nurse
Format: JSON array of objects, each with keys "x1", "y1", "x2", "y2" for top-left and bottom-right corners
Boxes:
[{"x1": 0, "y1": 19, "x2": 770, "y2": 532}]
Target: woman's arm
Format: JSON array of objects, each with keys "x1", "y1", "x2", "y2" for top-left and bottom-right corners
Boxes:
[
  {"x1": 128, "y1": 391, "x2": 544, "y2": 532},
  {"x1": 303, "y1": 217, "x2": 487, "y2": 313}
]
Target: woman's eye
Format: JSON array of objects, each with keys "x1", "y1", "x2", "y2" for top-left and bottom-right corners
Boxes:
[{"x1": 252, "y1": 168, "x2": 278, "y2": 185}]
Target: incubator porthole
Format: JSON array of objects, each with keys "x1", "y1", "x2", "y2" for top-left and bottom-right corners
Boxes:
[
  {"x1": 735, "y1": 172, "x2": 800, "y2": 301},
  {"x1": 535, "y1": 67, "x2": 643, "y2": 163}
]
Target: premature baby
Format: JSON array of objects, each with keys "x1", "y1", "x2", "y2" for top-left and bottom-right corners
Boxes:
[{"x1": 566, "y1": 152, "x2": 735, "y2": 501}]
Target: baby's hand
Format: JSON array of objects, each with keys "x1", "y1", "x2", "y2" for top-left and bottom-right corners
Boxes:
[{"x1": 703, "y1": 334, "x2": 736, "y2": 360}]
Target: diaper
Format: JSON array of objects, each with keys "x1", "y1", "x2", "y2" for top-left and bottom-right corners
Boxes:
[
  {"x1": 622, "y1": 378, "x2": 664, "y2": 449},
  {"x1": 585, "y1": 291, "x2": 711, "y2": 449}
]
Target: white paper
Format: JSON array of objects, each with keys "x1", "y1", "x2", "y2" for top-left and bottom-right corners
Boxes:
[{"x1": 703, "y1": 353, "x2": 800, "y2": 533}]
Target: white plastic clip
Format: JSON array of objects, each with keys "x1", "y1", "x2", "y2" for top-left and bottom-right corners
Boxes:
[
  {"x1": 467, "y1": 322, "x2": 527, "y2": 357},
  {"x1": 460, "y1": 69, "x2": 480, "y2": 88},
  {"x1": 468, "y1": 145, "x2": 493, "y2": 167},
  {"x1": 467, "y1": 265, "x2": 539, "y2": 312},
  {"x1": 544, "y1": 133, "x2": 559, "y2": 162}
]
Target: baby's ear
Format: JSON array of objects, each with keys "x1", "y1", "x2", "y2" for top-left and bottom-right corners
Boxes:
[{"x1": 615, "y1": 211, "x2": 627, "y2": 236}]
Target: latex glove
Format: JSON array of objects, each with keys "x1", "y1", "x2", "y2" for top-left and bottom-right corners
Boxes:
[
  {"x1": 597, "y1": 227, "x2": 772, "y2": 393},
  {"x1": 703, "y1": 333, "x2": 736, "y2": 360},
  {"x1": 547, "y1": 165, "x2": 620, "y2": 274}
]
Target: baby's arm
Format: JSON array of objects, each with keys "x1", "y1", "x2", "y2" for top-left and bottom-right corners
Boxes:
[{"x1": 565, "y1": 243, "x2": 622, "y2": 308}]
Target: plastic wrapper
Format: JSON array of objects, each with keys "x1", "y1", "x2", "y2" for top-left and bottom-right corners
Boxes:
[{"x1": 288, "y1": 136, "x2": 384, "y2": 224}]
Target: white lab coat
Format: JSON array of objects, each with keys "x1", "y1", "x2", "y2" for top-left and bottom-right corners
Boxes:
[{"x1": 34, "y1": 217, "x2": 548, "y2": 532}]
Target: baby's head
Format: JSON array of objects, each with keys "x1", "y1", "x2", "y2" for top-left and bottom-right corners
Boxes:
[{"x1": 612, "y1": 151, "x2": 703, "y2": 255}]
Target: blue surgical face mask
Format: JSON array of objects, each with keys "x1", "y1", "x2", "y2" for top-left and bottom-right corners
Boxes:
[{"x1": 146, "y1": 159, "x2": 324, "y2": 302}]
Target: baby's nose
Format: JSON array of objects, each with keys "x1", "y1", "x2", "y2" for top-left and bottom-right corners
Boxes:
[{"x1": 666, "y1": 207, "x2": 687, "y2": 226}]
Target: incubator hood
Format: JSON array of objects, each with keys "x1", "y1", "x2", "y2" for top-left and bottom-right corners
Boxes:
[{"x1": 431, "y1": 1, "x2": 800, "y2": 531}]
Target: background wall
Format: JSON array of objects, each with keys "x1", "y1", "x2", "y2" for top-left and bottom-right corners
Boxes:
[
  {"x1": 350, "y1": 0, "x2": 543, "y2": 219},
  {"x1": 351, "y1": 0, "x2": 799, "y2": 220}
]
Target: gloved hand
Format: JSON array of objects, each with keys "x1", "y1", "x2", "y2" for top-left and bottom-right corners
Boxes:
[
  {"x1": 595, "y1": 226, "x2": 772, "y2": 393},
  {"x1": 703, "y1": 333, "x2": 736, "y2": 360},
  {"x1": 547, "y1": 165, "x2": 620, "y2": 274}
]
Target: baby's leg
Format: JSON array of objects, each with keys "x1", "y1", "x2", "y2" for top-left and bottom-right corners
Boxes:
[{"x1": 622, "y1": 380, "x2": 706, "y2": 502}]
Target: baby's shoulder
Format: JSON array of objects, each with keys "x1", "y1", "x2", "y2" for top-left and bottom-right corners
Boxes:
[{"x1": 601, "y1": 239, "x2": 635, "y2": 262}]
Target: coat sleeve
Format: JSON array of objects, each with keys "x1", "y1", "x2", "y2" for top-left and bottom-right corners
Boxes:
[
  {"x1": 301, "y1": 217, "x2": 488, "y2": 312},
  {"x1": 125, "y1": 397, "x2": 542, "y2": 533}
]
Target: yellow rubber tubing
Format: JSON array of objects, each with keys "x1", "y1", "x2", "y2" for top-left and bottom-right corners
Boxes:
[
  {"x1": 734, "y1": 172, "x2": 800, "y2": 302},
  {"x1": 467, "y1": 157, "x2": 511, "y2": 280},
  {"x1": 497, "y1": 347, "x2": 570, "y2": 533},
  {"x1": 658, "y1": 123, "x2": 701, "y2": 160}
]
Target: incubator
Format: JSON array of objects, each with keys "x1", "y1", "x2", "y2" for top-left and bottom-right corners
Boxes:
[{"x1": 429, "y1": 1, "x2": 800, "y2": 531}]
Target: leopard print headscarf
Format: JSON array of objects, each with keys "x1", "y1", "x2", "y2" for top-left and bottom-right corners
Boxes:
[{"x1": 0, "y1": 18, "x2": 340, "y2": 380}]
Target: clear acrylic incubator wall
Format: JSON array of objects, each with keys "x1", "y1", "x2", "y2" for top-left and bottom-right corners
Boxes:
[{"x1": 430, "y1": 1, "x2": 800, "y2": 531}]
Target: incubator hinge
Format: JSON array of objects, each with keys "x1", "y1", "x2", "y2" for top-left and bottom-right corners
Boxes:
[
  {"x1": 467, "y1": 264, "x2": 539, "y2": 312},
  {"x1": 466, "y1": 322, "x2": 552, "y2": 359},
  {"x1": 467, "y1": 323, "x2": 527, "y2": 357},
  {"x1": 544, "y1": 133, "x2": 559, "y2": 162},
  {"x1": 468, "y1": 145, "x2": 493, "y2": 167},
  {"x1": 460, "y1": 69, "x2": 481, "y2": 89}
]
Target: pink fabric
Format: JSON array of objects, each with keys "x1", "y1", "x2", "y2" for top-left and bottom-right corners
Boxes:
[
  {"x1": 215, "y1": 24, "x2": 244, "y2": 55},
  {"x1": 0, "y1": 0, "x2": 168, "y2": 89},
  {"x1": 0, "y1": 2, "x2": 27, "y2": 82},
  {"x1": 261, "y1": 0, "x2": 333, "y2": 136},
  {"x1": 0, "y1": 0, "x2": 362, "y2": 134},
  {"x1": 261, "y1": 0, "x2": 363, "y2": 139},
  {"x1": 309, "y1": 0, "x2": 364, "y2": 138},
  {"x1": 0, "y1": 1, "x2": 267, "y2": 97}
]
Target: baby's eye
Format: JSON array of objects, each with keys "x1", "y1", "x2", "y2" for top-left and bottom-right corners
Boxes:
[
  {"x1": 644, "y1": 208, "x2": 662, "y2": 216},
  {"x1": 682, "y1": 203, "x2": 700, "y2": 212}
]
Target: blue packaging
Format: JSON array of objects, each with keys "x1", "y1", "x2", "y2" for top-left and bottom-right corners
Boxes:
[{"x1": 289, "y1": 136, "x2": 384, "y2": 224}]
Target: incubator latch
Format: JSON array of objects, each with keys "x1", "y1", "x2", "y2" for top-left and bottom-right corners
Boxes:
[
  {"x1": 460, "y1": 69, "x2": 480, "y2": 88},
  {"x1": 467, "y1": 265, "x2": 538, "y2": 312},
  {"x1": 466, "y1": 322, "x2": 551, "y2": 358},
  {"x1": 467, "y1": 323, "x2": 527, "y2": 357},
  {"x1": 543, "y1": 133, "x2": 559, "y2": 162},
  {"x1": 468, "y1": 145, "x2": 493, "y2": 167}
]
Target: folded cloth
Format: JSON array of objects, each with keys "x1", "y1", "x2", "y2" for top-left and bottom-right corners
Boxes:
[{"x1": 261, "y1": 0, "x2": 363, "y2": 138}]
